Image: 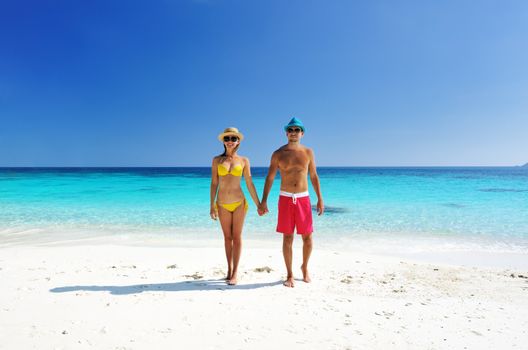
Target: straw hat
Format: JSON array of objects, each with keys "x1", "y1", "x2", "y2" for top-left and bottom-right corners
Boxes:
[{"x1": 217, "y1": 127, "x2": 244, "y2": 142}]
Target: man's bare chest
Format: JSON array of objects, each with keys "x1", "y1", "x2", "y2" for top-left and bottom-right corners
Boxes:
[{"x1": 277, "y1": 151, "x2": 309, "y2": 170}]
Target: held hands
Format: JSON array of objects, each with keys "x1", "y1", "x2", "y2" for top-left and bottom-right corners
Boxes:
[
  {"x1": 210, "y1": 205, "x2": 218, "y2": 220},
  {"x1": 257, "y1": 202, "x2": 269, "y2": 216}
]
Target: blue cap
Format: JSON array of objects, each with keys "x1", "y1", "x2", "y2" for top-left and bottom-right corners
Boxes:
[{"x1": 284, "y1": 117, "x2": 305, "y2": 132}]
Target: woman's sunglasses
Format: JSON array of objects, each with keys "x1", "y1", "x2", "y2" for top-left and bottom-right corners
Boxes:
[
  {"x1": 223, "y1": 136, "x2": 239, "y2": 142},
  {"x1": 287, "y1": 128, "x2": 302, "y2": 133}
]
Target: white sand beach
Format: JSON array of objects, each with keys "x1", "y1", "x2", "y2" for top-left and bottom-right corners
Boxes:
[{"x1": 1, "y1": 240, "x2": 527, "y2": 350}]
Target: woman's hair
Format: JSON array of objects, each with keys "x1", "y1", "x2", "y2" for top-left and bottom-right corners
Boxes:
[{"x1": 218, "y1": 143, "x2": 240, "y2": 161}]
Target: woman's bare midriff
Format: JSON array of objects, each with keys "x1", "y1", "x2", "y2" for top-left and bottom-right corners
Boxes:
[{"x1": 217, "y1": 177, "x2": 245, "y2": 204}]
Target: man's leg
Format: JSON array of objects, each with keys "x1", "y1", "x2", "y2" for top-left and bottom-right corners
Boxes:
[
  {"x1": 301, "y1": 233, "x2": 312, "y2": 283},
  {"x1": 282, "y1": 234, "x2": 294, "y2": 287}
]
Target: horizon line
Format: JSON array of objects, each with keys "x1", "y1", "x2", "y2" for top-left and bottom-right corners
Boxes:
[{"x1": 0, "y1": 165, "x2": 526, "y2": 169}]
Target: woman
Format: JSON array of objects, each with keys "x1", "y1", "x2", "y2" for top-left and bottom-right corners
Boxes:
[{"x1": 210, "y1": 127, "x2": 260, "y2": 285}]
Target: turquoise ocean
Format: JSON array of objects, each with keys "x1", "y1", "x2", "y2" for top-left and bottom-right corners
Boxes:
[{"x1": 1, "y1": 167, "x2": 527, "y2": 253}]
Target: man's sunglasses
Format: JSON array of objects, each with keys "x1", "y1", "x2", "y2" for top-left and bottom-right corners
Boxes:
[
  {"x1": 223, "y1": 136, "x2": 239, "y2": 142},
  {"x1": 287, "y1": 128, "x2": 302, "y2": 133}
]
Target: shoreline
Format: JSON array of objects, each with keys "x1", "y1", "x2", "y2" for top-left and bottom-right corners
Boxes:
[{"x1": 2, "y1": 233, "x2": 528, "y2": 270}]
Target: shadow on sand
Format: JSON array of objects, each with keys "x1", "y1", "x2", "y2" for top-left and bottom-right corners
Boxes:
[{"x1": 50, "y1": 279, "x2": 283, "y2": 295}]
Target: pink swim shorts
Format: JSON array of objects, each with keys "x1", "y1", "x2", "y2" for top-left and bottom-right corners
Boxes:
[{"x1": 276, "y1": 191, "x2": 313, "y2": 235}]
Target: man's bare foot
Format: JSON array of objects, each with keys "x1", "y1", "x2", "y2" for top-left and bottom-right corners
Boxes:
[
  {"x1": 225, "y1": 269, "x2": 232, "y2": 281},
  {"x1": 228, "y1": 275, "x2": 238, "y2": 285},
  {"x1": 301, "y1": 264, "x2": 311, "y2": 283},
  {"x1": 283, "y1": 276, "x2": 295, "y2": 288}
]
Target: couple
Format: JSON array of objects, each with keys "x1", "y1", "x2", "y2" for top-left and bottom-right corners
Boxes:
[{"x1": 209, "y1": 117, "x2": 324, "y2": 287}]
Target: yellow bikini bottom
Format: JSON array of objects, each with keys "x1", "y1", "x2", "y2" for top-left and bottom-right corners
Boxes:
[{"x1": 216, "y1": 199, "x2": 248, "y2": 213}]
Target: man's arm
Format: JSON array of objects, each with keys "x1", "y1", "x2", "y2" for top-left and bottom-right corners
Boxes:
[
  {"x1": 308, "y1": 148, "x2": 324, "y2": 216},
  {"x1": 260, "y1": 151, "x2": 279, "y2": 215}
]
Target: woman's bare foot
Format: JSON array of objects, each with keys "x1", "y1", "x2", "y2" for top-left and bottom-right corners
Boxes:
[
  {"x1": 283, "y1": 276, "x2": 295, "y2": 288},
  {"x1": 301, "y1": 264, "x2": 311, "y2": 283},
  {"x1": 228, "y1": 274, "x2": 238, "y2": 285}
]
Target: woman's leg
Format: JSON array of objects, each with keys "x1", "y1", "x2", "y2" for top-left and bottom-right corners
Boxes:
[
  {"x1": 228, "y1": 200, "x2": 247, "y2": 285},
  {"x1": 217, "y1": 205, "x2": 234, "y2": 280}
]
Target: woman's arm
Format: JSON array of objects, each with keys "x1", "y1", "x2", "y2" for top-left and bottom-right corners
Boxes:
[
  {"x1": 243, "y1": 157, "x2": 260, "y2": 207},
  {"x1": 210, "y1": 157, "x2": 219, "y2": 220}
]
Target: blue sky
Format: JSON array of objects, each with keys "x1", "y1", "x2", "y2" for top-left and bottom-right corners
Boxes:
[{"x1": 1, "y1": 0, "x2": 527, "y2": 166}]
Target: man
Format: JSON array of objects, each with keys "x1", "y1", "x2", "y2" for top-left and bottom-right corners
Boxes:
[{"x1": 259, "y1": 117, "x2": 324, "y2": 288}]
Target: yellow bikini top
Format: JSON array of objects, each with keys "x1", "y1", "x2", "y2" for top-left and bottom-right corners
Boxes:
[{"x1": 218, "y1": 163, "x2": 243, "y2": 177}]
